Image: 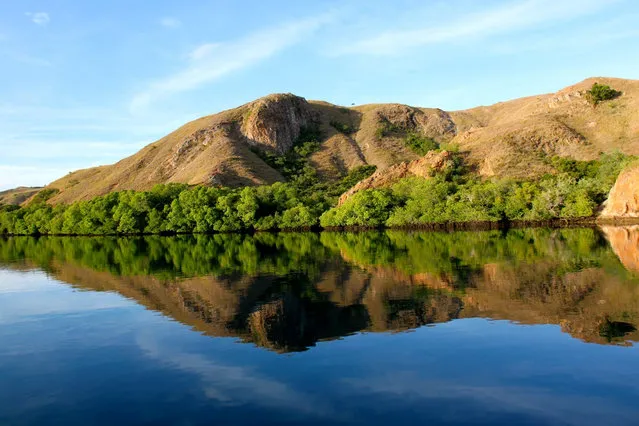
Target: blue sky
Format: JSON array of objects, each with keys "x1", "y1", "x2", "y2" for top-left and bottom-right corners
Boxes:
[{"x1": 1, "y1": 0, "x2": 638, "y2": 190}]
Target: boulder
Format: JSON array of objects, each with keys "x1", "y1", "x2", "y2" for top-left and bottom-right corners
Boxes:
[{"x1": 600, "y1": 163, "x2": 639, "y2": 218}]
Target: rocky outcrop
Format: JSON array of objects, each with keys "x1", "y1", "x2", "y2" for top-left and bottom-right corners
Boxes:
[
  {"x1": 600, "y1": 163, "x2": 639, "y2": 219},
  {"x1": 338, "y1": 150, "x2": 454, "y2": 205},
  {"x1": 374, "y1": 104, "x2": 456, "y2": 138},
  {"x1": 241, "y1": 93, "x2": 315, "y2": 154}
]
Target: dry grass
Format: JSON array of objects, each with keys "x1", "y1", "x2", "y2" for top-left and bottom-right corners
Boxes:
[{"x1": 0, "y1": 187, "x2": 42, "y2": 205}]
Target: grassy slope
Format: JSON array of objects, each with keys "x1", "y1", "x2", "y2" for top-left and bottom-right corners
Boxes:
[
  {"x1": 38, "y1": 77, "x2": 639, "y2": 204},
  {"x1": 0, "y1": 187, "x2": 42, "y2": 205}
]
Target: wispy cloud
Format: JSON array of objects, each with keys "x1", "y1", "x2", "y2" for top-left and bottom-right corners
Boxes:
[
  {"x1": 188, "y1": 43, "x2": 221, "y2": 61},
  {"x1": 159, "y1": 17, "x2": 181, "y2": 28},
  {"x1": 334, "y1": 0, "x2": 619, "y2": 55},
  {"x1": 136, "y1": 333, "x2": 336, "y2": 419},
  {"x1": 130, "y1": 14, "x2": 332, "y2": 112},
  {"x1": 489, "y1": 17, "x2": 639, "y2": 54},
  {"x1": 26, "y1": 12, "x2": 50, "y2": 26}
]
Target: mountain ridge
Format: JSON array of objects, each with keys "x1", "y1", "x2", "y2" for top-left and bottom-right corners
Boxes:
[{"x1": 28, "y1": 76, "x2": 639, "y2": 204}]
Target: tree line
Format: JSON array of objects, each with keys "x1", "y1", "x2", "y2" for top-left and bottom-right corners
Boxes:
[{"x1": 0, "y1": 152, "x2": 633, "y2": 235}]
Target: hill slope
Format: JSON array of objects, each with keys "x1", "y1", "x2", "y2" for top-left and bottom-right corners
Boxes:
[
  {"x1": 0, "y1": 187, "x2": 42, "y2": 206},
  {"x1": 42, "y1": 77, "x2": 639, "y2": 204}
]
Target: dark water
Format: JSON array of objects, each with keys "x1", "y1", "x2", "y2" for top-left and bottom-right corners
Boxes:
[{"x1": 2, "y1": 227, "x2": 639, "y2": 425}]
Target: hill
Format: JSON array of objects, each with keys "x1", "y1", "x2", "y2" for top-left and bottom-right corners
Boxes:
[
  {"x1": 0, "y1": 187, "x2": 42, "y2": 206},
  {"x1": 39, "y1": 77, "x2": 639, "y2": 204}
]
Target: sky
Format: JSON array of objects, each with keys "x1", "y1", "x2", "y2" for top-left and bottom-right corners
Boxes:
[{"x1": 1, "y1": 0, "x2": 638, "y2": 190}]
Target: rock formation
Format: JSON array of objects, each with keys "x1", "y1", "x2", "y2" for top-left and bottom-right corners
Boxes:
[{"x1": 600, "y1": 162, "x2": 639, "y2": 219}]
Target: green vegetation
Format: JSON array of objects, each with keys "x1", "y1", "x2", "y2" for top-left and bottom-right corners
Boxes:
[
  {"x1": 374, "y1": 119, "x2": 440, "y2": 155},
  {"x1": 329, "y1": 120, "x2": 355, "y2": 135},
  {"x1": 27, "y1": 188, "x2": 60, "y2": 205},
  {"x1": 0, "y1": 228, "x2": 617, "y2": 280},
  {"x1": 375, "y1": 118, "x2": 404, "y2": 139},
  {"x1": 0, "y1": 150, "x2": 633, "y2": 236},
  {"x1": 320, "y1": 152, "x2": 634, "y2": 228},
  {"x1": 586, "y1": 83, "x2": 621, "y2": 106},
  {"x1": 0, "y1": 161, "x2": 378, "y2": 235},
  {"x1": 404, "y1": 132, "x2": 439, "y2": 155},
  {"x1": 252, "y1": 125, "x2": 323, "y2": 187}
]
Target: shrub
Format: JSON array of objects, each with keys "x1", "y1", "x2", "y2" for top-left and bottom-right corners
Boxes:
[
  {"x1": 375, "y1": 119, "x2": 404, "y2": 139},
  {"x1": 585, "y1": 83, "x2": 621, "y2": 106},
  {"x1": 28, "y1": 188, "x2": 60, "y2": 205},
  {"x1": 329, "y1": 121, "x2": 355, "y2": 134},
  {"x1": 404, "y1": 133, "x2": 439, "y2": 155}
]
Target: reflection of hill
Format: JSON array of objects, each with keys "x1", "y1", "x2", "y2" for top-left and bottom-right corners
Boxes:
[
  {"x1": 2, "y1": 227, "x2": 639, "y2": 351},
  {"x1": 44, "y1": 259, "x2": 462, "y2": 352}
]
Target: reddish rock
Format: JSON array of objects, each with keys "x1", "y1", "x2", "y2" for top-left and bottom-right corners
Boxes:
[{"x1": 601, "y1": 163, "x2": 639, "y2": 218}]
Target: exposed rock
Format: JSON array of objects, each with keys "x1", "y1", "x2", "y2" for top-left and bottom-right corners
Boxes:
[
  {"x1": 241, "y1": 93, "x2": 315, "y2": 154},
  {"x1": 170, "y1": 124, "x2": 232, "y2": 168},
  {"x1": 338, "y1": 150, "x2": 454, "y2": 205},
  {"x1": 374, "y1": 104, "x2": 456, "y2": 139},
  {"x1": 600, "y1": 163, "x2": 639, "y2": 218}
]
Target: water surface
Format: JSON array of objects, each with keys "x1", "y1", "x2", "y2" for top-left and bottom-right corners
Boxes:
[{"x1": 1, "y1": 227, "x2": 639, "y2": 425}]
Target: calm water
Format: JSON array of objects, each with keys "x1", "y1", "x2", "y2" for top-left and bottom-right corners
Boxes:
[{"x1": 2, "y1": 227, "x2": 639, "y2": 425}]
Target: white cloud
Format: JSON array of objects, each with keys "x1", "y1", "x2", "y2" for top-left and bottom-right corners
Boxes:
[
  {"x1": 130, "y1": 14, "x2": 332, "y2": 112},
  {"x1": 26, "y1": 12, "x2": 50, "y2": 26},
  {"x1": 160, "y1": 17, "x2": 181, "y2": 28},
  {"x1": 136, "y1": 333, "x2": 337, "y2": 419},
  {"x1": 189, "y1": 43, "x2": 221, "y2": 60},
  {"x1": 334, "y1": 0, "x2": 619, "y2": 55}
]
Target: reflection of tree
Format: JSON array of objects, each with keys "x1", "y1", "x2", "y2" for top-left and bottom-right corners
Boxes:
[
  {"x1": 1, "y1": 226, "x2": 639, "y2": 350},
  {"x1": 599, "y1": 318, "x2": 637, "y2": 344}
]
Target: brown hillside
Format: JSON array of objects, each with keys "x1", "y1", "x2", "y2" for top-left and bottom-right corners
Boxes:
[
  {"x1": 41, "y1": 77, "x2": 639, "y2": 204},
  {"x1": 0, "y1": 187, "x2": 42, "y2": 205}
]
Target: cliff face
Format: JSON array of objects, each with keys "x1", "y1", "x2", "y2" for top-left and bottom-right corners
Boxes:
[
  {"x1": 241, "y1": 94, "x2": 315, "y2": 154},
  {"x1": 33, "y1": 77, "x2": 639, "y2": 204},
  {"x1": 600, "y1": 163, "x2": 639, "y2": 219}
]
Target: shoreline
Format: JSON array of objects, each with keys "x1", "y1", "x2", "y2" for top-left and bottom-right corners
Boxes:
[{"x1": 2, "y1": 216, "x2": 639, "y2": 237}]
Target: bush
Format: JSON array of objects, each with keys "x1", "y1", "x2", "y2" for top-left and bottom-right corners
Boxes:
[
  {"x1": 28, "y1": 188, "x2": 60, "y2": 205},
  {"x1": 586, "y1": 83, "x2": 621, "y2": 106},
  {"x1": 375, "y1": 119, "x2": 404, "y2": 139},
  {"x1": 320, "y1": 189, "x2": 400, "y2": 227},
  {"x1": 404, "y1": 133, "x2": 439, "y2": 155},
  {"x1": 329, "y1": 121, "x2": 355, "y2": 135}
]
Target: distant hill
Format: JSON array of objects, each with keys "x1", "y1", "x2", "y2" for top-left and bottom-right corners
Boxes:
[
  {"x1": 0, "y1": 187, "x2": 42, "y2": 206},
  {"x1": 37, "y1": 77, "x2": 639, "y2": 204}
]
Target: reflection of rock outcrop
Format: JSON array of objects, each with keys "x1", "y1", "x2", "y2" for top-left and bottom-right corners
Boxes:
[
  {"x1": 463, "y1": 263, "x2": 639, "y2": 345},
  {"x1": 601, "y1": 225, "x2": 639, "y2": 273}
]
